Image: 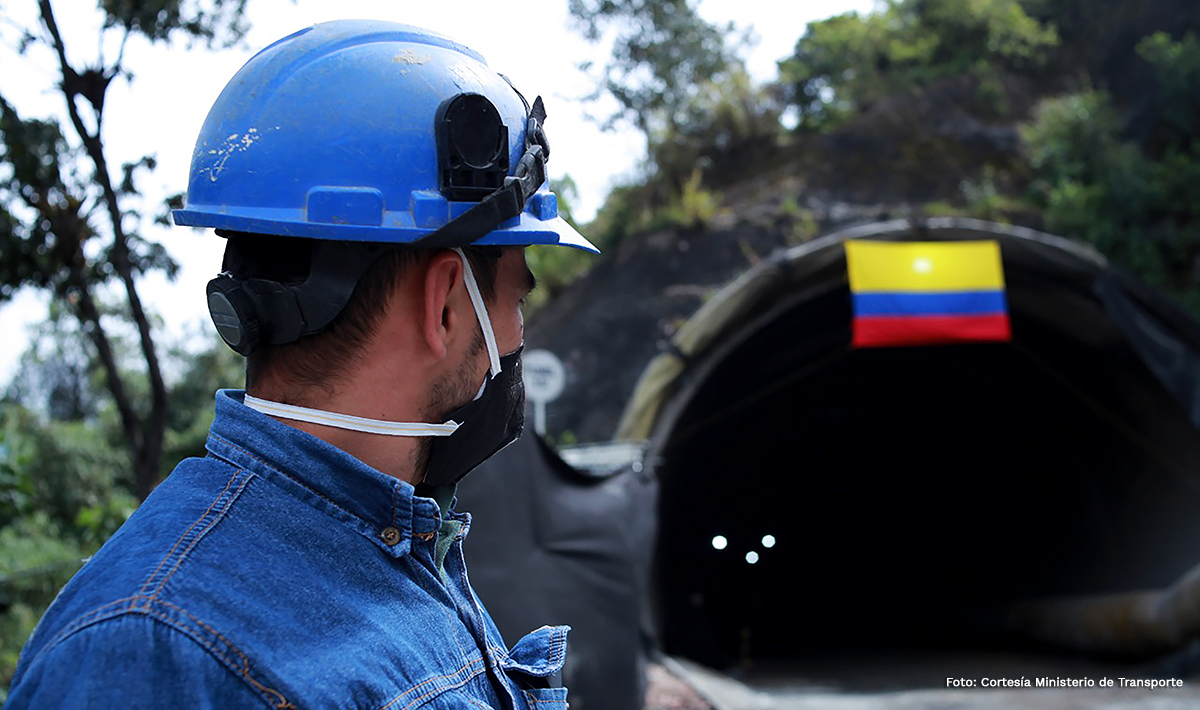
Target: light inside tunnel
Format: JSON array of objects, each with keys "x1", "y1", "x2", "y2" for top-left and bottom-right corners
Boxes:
[
  {"x1": 762, "y1": 535, "x2": 776, "y2": 548},
  {"x1": 745, "y1": 551, "x2": 759, "y2": 564},
  {"x1": 711, "y1": 535, "x2": 727, "y2": 550}
]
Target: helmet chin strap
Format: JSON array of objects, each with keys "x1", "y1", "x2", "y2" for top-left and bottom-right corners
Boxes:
[{"x1": 244, "y1": 249, "x2": 503, "y2": 435}]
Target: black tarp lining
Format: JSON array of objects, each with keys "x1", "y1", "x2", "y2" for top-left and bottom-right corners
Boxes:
[{"x1": 459, "y1": 434, "x2": 657, "y2": 710}]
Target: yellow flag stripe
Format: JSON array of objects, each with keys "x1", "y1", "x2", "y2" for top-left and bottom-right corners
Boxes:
[{"x1": 845, "y1": 240, "x2": 1006, "y2": 293}]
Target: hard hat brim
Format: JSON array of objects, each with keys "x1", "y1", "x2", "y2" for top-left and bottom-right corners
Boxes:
[{"x1": 172, "y1": 208, "x2": 599, "y2": 253}]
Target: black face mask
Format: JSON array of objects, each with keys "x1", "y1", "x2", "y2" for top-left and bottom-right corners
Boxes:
[{"x1": 422, "y1": 346, "x2": 525, "y2": 486}]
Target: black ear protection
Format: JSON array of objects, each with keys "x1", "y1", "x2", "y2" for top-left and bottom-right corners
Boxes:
[
  {"x1": 206, "y1": 240, "x2": 388, "y2": 356},
  {"x1": 206, "y1": 275, "x2": 265, "y2": 356}
]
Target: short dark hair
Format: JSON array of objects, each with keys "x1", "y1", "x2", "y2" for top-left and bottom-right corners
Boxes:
[{"x1": 219, "y1": 232, "x2": 501, "y2": 401}]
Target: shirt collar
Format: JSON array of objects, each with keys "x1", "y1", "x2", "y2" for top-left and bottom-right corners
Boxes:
[{"x1": 204, "y1": 389, "x2": 442, "y2": 558}]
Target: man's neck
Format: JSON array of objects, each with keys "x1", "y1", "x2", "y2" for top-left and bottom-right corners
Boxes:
[{"x1": 246, "y1": 387, "x2": 428, "y2": 486}]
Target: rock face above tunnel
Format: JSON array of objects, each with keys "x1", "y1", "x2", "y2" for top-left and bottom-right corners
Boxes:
[{"x1": 525, "y1": 190, "x2": 893, "y2": 443}]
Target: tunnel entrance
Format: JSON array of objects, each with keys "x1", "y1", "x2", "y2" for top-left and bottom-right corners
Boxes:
[{"x1": 654, "y1": 283, "x2": 1200, "y2": 673}]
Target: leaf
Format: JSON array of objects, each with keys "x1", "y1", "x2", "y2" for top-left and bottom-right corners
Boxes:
[
  {"x1": 118, "y1": 155, "x2": 156, "y2": 196},
  {"x1": 99, "y1": 0, "x2": 251, "y2": 48}
]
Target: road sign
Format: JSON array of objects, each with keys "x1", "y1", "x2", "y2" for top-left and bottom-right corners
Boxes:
[
  {"x1": 523, "y1": 349, "x2": 566, "y2": 403},
  {"x1": 522, "y1": 349, "x2": 565, "y2": 435}
]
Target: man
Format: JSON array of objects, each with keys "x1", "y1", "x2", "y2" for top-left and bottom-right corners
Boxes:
[{"x1": 7, "y1": 20, "x2": 595, "y2": 709}]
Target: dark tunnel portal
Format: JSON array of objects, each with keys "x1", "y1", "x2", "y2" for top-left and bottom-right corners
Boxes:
[{"x1": 655, "y1": 294, "x2": 1200, "y2": 671}]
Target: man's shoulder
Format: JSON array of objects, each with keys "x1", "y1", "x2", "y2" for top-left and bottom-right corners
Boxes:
[
  {"x1": 29, "y1": 454, "x2": 260, "y2": 614},
  {"x1": 5, "y1": 608, "x2": 282, "y2": 709},
  {"x1": 8, "y1": 454, "x2": 302, "y2": 707},
  {"x1": 10, "y1": 446, "x2": 515, "y2": 709},
  {"x1": 11, "y1": 458, "x2": 229, "y2": 639}
]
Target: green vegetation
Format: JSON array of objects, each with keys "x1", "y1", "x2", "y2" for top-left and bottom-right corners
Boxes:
[
  {"x1": 574, "y1": 0, "x2": 1200, "y2": 313},
  {"x1": 1022, "y1": 33, "x2": 1200, "y2": 310},
  {"x1": 0, "y1": 415, "x2": 135, "y2": 697},
  {"x1": 567, "y1": 0, "x2": 744, "y2": 137},
  {"x1": 781, "y1": 0, "x2": 1058, "y2": 130},
  {"x1": 779, "y1": 196, "x2": 821, "y2": 247},
  {"x1": 567, "y1": 0, "x2": 778, "y2": 256}
]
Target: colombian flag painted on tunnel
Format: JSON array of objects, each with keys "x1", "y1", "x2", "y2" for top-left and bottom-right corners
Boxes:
[{"x1": 845, "y1": 240, "x2": 1011, "y2": 348}]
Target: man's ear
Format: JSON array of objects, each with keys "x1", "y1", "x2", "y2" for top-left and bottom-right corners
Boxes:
[{"x1": 421, "y1": 251, "x2": 464, "y2": 360}]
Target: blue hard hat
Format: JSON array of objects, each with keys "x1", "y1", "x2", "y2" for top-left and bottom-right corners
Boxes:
[{"x1": 173, "y1": 19, "x2": 596, "y2": 253}]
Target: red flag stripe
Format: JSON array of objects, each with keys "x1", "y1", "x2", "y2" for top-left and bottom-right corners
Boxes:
[{"x1": 853, "y1": 314, "x2": 1012, "y2": 348}]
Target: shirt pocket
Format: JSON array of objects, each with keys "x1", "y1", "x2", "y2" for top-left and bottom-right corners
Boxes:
[
  {"x1": 520, "y1": 686, "x2": 568, "y2": 709},
  {"x1": 497, "y1": 625, "x2": 570, "y2": 709}
]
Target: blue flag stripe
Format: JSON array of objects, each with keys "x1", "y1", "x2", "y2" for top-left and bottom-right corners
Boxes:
[{"x1": 853, "y1": 290, "x2": 1007, "y2": 316}]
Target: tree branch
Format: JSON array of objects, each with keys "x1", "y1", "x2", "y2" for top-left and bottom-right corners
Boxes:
[
  {"x1": 39, "y1": 0, "x2": 167, "y2": 498},
  {"x1": 113, "y1": 27, "x2": 131, "y2": 76},
  {"x1": 17, "y1": 180, "x2": 144, "y2": 466},
  {"x1": 69, "y1": 264, "x2": 144, "y2": 460}
]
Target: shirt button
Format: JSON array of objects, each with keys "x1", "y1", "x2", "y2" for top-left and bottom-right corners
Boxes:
[{"x1": 379, "y1": 527, "x2": 401, "y2": 546}]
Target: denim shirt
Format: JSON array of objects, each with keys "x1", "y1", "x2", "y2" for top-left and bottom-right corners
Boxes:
[{"x1": 7, "y1": 390, "x2": 569, "y2": 709}]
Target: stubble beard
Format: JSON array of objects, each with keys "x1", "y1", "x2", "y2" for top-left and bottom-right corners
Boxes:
[{"x1": 412, "y1": 328, "x2": 487, "y2": 481}]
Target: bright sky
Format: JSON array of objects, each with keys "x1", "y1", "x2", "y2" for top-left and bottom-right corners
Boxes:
[{"x1": 0, "y1": 0, "x2": 872, "y2": 383}]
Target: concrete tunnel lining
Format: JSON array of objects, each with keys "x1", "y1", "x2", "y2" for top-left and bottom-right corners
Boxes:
[{"x1": 638, "y1": 220, "x2": 1200, "y2": 672}]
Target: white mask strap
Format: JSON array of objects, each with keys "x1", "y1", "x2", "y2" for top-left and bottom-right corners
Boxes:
[
  {"x1": 453, "y1": 247, "x2": 502, "y2": 377},
  {"x1": 244, "y1": 394, "x2": 459, "y2": 437}
]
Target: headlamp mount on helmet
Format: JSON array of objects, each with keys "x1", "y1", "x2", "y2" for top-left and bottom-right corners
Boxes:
[
  {"x1": 437, "y1": 94, "x2": 509, "y2": 201},
  {"x1": 416, "y1": 94, "x2": 550, "y2": 249}
]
